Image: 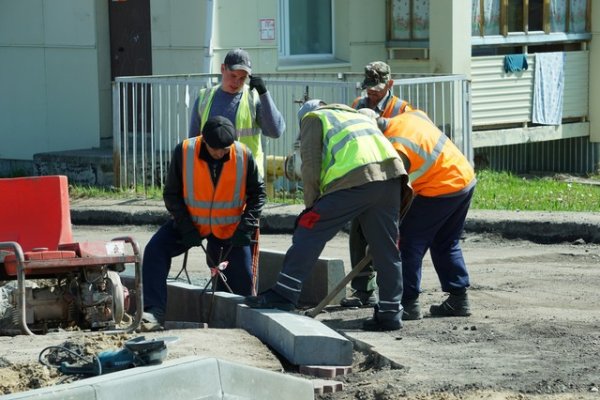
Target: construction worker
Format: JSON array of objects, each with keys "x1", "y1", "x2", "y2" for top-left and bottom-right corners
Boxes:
[
  {"x1": 188, "y1": 48, "x2": 285, "y2": 177},
  {"x1": 246, "y1": 100, "x2": 412, "y2": 332},
  {"x1": 142, "y1": 116, "x2": 266, "y2": 329},
  {"x1": 342, "y1": 61, "x2": 413, "y2": 307},
  {"x1": 351, "y1": 61, "x2": 412, "y2": 118},
  {"x1": 349, "y1": 109, "x2": 476, "y2": 320}
]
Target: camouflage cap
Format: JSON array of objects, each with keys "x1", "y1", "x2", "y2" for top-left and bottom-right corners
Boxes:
[{"x1": 361, "y1": 61, "x2": 391, "y2": 90}]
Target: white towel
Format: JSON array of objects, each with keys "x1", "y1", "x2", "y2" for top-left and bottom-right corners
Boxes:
[{"x1": 532, "y1": 52, "x2": 565, "y2": 125}]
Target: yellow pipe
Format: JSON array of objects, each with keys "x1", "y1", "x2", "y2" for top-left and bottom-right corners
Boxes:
[{"x1": 265, "y1": 155, "x2": 286, "y2": 199}]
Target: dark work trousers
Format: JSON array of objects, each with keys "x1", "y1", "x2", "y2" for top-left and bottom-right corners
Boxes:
[
  {"x1": 273, "y1": 179, "x2": 404, "y2": 322},
  {"x1": 348, "y1": 186, "x2": 474, "y2": 301},
  {"x1": 400, "y1": 186, "x2": 475, "y2": 300},
  {"x1": 143, "y1": 219, "x2": 252, "y2": 313},
  {"x1": 348, "y1": 218, "x2": 377, "y2": 293}
]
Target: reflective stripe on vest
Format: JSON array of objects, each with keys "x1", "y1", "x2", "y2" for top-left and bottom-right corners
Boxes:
[
  {"x1": 306, "y1": 108, "x2": 400, "y2": 192},
  {"x1": 384, "y1": 110, "x2": 475, "y2": 197},
  {"x1": 351, "y1": 95, "x2": 411, "y2": 118},
  {"x1": 197, "y1": 85, "x2": 264, "y2": 176},
  {"x1": 182, "y1": 137, "x2": 248, "y2": 239}
]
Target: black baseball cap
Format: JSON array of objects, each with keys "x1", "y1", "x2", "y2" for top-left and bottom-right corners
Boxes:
[
  {"x1": 223, "y1": 48, "x2": 252, "y2": 74},
  {"x1": 202, "y1": 116, "x2": 236, "y2": 149}
]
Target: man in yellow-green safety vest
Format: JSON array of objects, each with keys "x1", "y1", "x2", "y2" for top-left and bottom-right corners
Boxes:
[
  {"x1": 246, "y1": 100, "x2": 413, "y2": 332},
  {"x1": 188, "y1": 48, "x2": 285, "y2": 177}
]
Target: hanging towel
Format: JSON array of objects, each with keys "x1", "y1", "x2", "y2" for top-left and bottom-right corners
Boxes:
[
  {"x1": 503, "y1": 54, "x2": 529, "y2": 73},
  {"x1": 532, "y1": 52, "x2": 565, "y2": 125}
]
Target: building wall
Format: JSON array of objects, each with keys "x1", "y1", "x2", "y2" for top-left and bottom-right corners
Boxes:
[
  {"x1": 590, "y1": 0, "x2": 600, "y2": 143},
  {"x1": 0, "y1": 0, "x2": 109, "y2": 161}
]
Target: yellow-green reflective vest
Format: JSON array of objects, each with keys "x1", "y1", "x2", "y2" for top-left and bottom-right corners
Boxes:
[
  {"x1": 197, "y1": 85, "x2": 263, "y2": 176},
  {"x1": 306, "y1": 108, "x2": 400, "y2": 193}
]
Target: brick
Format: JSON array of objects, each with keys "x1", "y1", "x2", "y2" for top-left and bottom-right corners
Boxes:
[
  {"x1": 299, "y1": 365, "x2": 352, "y2": 378},
  {"x1": 312, "y1": 379, "x2": 344, "y2": 394}
]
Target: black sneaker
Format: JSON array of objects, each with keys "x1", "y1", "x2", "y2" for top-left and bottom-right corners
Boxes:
[
  {"x1": 340, "y1": 290, "x2": 377, "y2": 308},
  {"x1": 245, "y1": 289, "x2": 296, "y2": 311},
  {"x1": 430, "y1": 293, "x2": 471, "y2": 317},
  {"x1": 402, "y1": 297, "x2": 423, "y2": 320}
]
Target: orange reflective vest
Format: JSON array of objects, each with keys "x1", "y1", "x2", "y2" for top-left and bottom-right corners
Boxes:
[
  {"x1": 181, "y1": 137, "x2": 248, "y2": 239},
  {"x1": 351, "y1": 94, "x2": 411, "y2": 117},
  {"x1": 383, "y1": 110, "x2": 475, "y2": 197}
]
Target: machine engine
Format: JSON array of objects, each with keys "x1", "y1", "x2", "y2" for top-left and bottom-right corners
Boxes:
[{"x1": 1, "y1": 267, "x2": 127, "y2": 334}]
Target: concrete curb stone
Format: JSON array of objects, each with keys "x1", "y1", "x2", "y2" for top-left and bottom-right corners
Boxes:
[{"x1": 69, "y1": 199, "x2": 600, "y2": 244}]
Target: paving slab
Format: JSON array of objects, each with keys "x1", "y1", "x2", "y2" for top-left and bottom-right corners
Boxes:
[{"x1": 2, "y1": 356, "x2": 314, "y2": 400}]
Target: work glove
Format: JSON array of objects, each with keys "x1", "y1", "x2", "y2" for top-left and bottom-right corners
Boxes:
[
  {"x1": 294, "y1": 207, "x2": 315, "y2": 230},
  {"x1": 180, "y1": 229, "x2": 203, "y2": 249},
  {"x1": 230, "y1": 228, "x2": 253, "y2": 247},
  {"x1": 249, "y1": 76, "x2": 267, "y2": 95}
]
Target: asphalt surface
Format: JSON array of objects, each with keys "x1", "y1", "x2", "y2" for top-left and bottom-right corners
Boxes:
[{"x1": 70, "y1": 198, "x2": 600, "y2": 244}]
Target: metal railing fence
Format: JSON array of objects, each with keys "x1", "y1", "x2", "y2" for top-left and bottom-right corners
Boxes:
[{"x1": 112, "y1": 72, "x2": 471, "y2": 198}]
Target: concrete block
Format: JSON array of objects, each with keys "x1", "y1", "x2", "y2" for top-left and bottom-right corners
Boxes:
[
  {"x1": 205, "y1": 292, "x2": 245, "y2": 328},
  {"x1": 92, "y1": 357, "x2": 222, "y2": 400},
  {"x1": 217, "y1": 359, "x2": 314, "y2": 400},
  {"x1": 258, "y1": 249, "x2": 346, "y2": 306},
  {"x1": 1, "y1": 385, "x2": 96, "y2": 400},
  {"x1": 2, "y1": 356, "x2": 315, "y2": 400},
  {"x1": 237, "y1": 306, "x2": 353, "y2": 366},
  {"x1": 165, "y1": 281, "x2": 207, "y2": 322}
]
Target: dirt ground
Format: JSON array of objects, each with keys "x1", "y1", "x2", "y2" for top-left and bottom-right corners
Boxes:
[{"x1": 1, "y1": 225, "x2": 599, "y2": 399}]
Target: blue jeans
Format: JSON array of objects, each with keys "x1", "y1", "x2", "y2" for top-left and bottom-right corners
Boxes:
[{"x1": 142, "y1": 219, "x2": 252, "y2": 313}]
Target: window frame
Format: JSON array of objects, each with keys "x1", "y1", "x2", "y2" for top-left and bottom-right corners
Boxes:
[
  {"x1": 473, "y1": 0, "x2": 591, "y2": 37},
  {"x1": 385, "y1": 0, "x2": 430, "y2": 49},
  {"x1": 472, "y1": 0, "x2": 592, "y2": 48},
  {"x1": 278, "y1": 0, "x2": 335, "y2": 61}
]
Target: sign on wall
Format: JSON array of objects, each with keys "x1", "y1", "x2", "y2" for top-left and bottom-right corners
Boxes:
[{"x1": 260, "y1": 19, "x2": 275, "y2": 41}]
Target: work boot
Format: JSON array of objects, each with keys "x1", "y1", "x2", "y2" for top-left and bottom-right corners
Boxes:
[
  {"x1": 362, "y1": 306, "x2": 402, "y2": 331},
  {"x1": 401, "y1": 297, "x2": 423, "y2": 320},
  {"x1": 340, "y1": 290, "x2": 377, "y2": 308},
  {"x1": 140, "y1": 307, "x2": 165, "y2": 332},
  {"x1": 429, "y1": 292, "x2": 471, "y2": 317},
  {"x1": 245, "y1": 289, "x2": 296, "y2": 311}
]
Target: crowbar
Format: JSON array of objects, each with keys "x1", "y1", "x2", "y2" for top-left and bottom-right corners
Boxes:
[{"x1": 305, "y1": 252, "x2": 372, "y2": 318}]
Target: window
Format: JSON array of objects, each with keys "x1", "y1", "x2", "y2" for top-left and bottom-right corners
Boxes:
[
  {"x1": 387, "y1": 0, "x2": 430, "y2": 42},
  {"x1": 279, "y1": 0, "x2": 333, "y2": 58},
  {"x1": 472, "y1": 0, "x2": 590, "y2": 37}
]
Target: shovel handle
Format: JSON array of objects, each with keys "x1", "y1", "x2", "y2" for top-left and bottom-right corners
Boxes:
[{"x1": 305, "y1": 253, "x2": 372, "y2": 318}]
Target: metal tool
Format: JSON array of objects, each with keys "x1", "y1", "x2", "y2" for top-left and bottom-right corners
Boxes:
[
  {"x1": 305, "y1": 253, "x2": 373, "y2": 318},
  {"x1": 200, "y1": 244, "x2": 234, "y2": 322},
  {"x1": 40, "y1": 336, "x2": 178, "y2": 376}
]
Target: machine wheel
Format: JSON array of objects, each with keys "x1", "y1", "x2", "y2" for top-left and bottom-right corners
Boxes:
[{"x1": 106, "y1": 270, "x2": 125, "y2": 324}]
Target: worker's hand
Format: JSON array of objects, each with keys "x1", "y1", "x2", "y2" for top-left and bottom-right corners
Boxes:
[
  {"x1": 230, "y1": 228, "x2": 252, "y2": 247},
  {"x1": 181, "y1": 230, "x2": 203, "y2": 249},
  {"x1": 249, "y1": 76, "x2": 267, "y2": 95}
]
